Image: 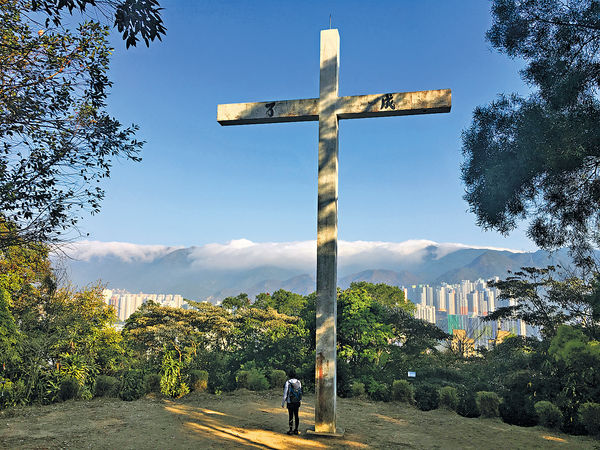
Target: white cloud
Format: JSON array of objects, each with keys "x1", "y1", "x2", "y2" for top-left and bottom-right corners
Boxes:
[
  {"x1": 60, "y1": 240, "x2": 183, "y2": 263},
  {"x1": 60, "y1": 238, "x2": 524, "y2": 269},
  {"x1": 189, "y1": 239, "x2": 315, "y2": 269}
]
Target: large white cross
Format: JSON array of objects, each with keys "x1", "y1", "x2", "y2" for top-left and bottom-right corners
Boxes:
[{"x1": 217, "y1": 29, "x2": 451, "y2": 435}]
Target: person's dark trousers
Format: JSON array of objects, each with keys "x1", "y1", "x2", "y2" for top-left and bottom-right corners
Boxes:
[{"x1": 287, "y1": 402, "x2": 300, "y2": 432}]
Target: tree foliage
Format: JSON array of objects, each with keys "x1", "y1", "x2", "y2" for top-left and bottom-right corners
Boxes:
[
  {"x1": 29, "y1": 0, "x2": 166, "y2": 48},
  {"x1": 1, "y1": 1, "x2": 145, "y2": 248},
  {"x1": 461, "y1": 0, "x2": 600, "y2": 266},
  {"x1": 487, "y1": 266, "x2": 600, "y2": 339}
]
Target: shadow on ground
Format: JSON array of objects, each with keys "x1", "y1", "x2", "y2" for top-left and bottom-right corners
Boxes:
[{"x1": 1, "y1": 390, "x2": 597, "y2": 449}]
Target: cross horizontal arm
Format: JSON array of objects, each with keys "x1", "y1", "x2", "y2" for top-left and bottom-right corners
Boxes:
[
  {"x1": 337, "y1": 89, "x2": 451, "y2": 120},
  {"x1": 217, "y1": 89, "x2": 451, "y2": 126},
  {"x1": 217, "y1": 98, "x2": 319, "y2": 125}
]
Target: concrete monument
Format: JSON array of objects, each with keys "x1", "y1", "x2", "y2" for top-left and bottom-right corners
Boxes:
[{"x1": 217, "y1": 29, "x2": 451, "y2": 435}]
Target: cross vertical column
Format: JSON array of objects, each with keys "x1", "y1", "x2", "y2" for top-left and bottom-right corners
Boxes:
[{"x1": 315, "y1": 28, "x2": 339, "y2": 434}]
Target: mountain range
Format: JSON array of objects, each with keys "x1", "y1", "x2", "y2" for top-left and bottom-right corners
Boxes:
[{"x1": 54, "y1": 239, "x2": 576, "y2": 302}]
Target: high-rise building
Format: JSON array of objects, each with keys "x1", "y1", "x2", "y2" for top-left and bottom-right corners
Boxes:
[
  {"x1": 415, "y1": 304, "x2": 436, "y2": 324},
  {"x1": 447, "y1": 289, "x2": 456, "y2": 315},
  {"x1": 102, "y1": 290, "x2": 187, "y2": 322}
]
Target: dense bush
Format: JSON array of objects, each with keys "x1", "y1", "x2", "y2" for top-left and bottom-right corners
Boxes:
[
  {"x1": 236, "y1": 370, "x2": 251, "y2": 389},
  {"x1": 144, "y1": 373, "x2": 162, "y2": 394},
  {"x1": 246, "y1": 370, "x2": 269, "y2": 391},
  {"x1": 268, "y1": 370, "x2": 287, "y2": 390},
  {"x1": 499, "y1": 370, "x2": 537, "y2": 426},
  {"x1": 456, "y1": 388, "x2": 480, "y2": 418},
  {"x1": 499, "y1": 392, "x2": 537, "y2": 426},
  {"x1": 579, "y1": 402, "x2": 600, "y2": 436},
  {"x1": 336, "y1": 358, "x2": 352, "y2": 398},
  {"x1": 367, "y1": 380, "x2": 389, "y2": 402},
  {"x1": 350, "y1": 381, "x2": 365, "y2": 398},
  {"x1": 439, "y1": 386, "x2": 459, "y2": 411},
  {"x1": 119, "y1": 370, "x2": 146, "y2": 401},
  {"x1": 534, "y1": 401, "x2": 563, "y2": 429},
  {"x1": 0, "y1": 379, "x2": 26, "y2": 408},
  {"x1": 415, "y1": 384, "x2": 439, "y2": 411},
  {"x1": 94, "y1": 375, "x2": 119, "y2": 397},
  {"x1": 189, "y1": 370, "x2": 209, "y2": 392},
  {"x1": 59, "y1": 378, "x2": 80, "y2": 401},
  {"x1": 391, "y1": 380, "x2": 414, "y2": 404},
  {"x1": 206, "y1": 353, "x2": 235, "y2": 393},
  {"x1": 476, "y1": 391, "x2": 500, "y2": 418}
]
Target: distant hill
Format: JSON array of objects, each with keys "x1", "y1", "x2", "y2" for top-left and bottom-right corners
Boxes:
[{"x1": 56, "y1": 240, "x2": 578, "y2": 302}]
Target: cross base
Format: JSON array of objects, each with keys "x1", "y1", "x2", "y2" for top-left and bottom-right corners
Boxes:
[{"x1": 305, "y1": 427, "x2": 345, "y2": 438}]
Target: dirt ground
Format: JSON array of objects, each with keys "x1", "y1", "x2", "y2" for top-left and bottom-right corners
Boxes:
[{"x1": 1, "y1": 390, "x2": 598, "y2": 449}]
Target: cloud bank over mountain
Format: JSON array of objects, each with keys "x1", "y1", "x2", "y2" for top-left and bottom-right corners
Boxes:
[
  {"x1": 62, "y1": 241, "x2": 183, "y2": 263},
  {"x1": 58, "y1": 239, "x2": 568, "y2": 302},
  {"x1": 63, "y1": 238, "x2": 524, "y2": 270}
]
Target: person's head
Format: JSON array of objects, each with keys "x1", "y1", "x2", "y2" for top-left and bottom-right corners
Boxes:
[{"x1": 288, "y1": 368, "x2": 297, "y2": 379}]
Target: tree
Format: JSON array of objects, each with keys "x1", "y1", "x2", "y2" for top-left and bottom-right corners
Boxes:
[
  {"x1": 461, "y1": 0, "x2": 600, "y2": 267},
  {"x1": 229, "y1": 307, "x2": 309, "y2": 371},
  {"x1": 0, "y1": 288, "x2": 20, "y2": 373},
  {"x1": 1, "y1": 1, "x2": 144, "y2": 248},
  {"x1": 123, "y1": 300, "x2": 233, "y2": 367},
  {"x1": 337, "y1": 287, "x2": 394, "y2": 367},
  {"x1": 253, "y1": 289, "x2": 307, "y2": 316},
  {"x1": 486, "y1": 266, "x2": 600, "y2": 339},
  {"x1": 349, "y1": 281, "x2": 414, "y2": 311},
  {"x1": 337, "y1": 285, "x2": 447, "y2": 370},
  {"x1": 221, "y1": 293, "x2": 250, "y2": 314},
  {"x1": 1, "y1": 1, "x2": 165, "y2": 248}
]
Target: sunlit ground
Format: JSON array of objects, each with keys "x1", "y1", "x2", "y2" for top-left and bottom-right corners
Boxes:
[{"x1": 1, "y1": 390, "x2": 597, "y2": 449}]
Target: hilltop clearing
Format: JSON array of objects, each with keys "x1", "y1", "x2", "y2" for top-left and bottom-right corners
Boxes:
[{"x1": 1, "y1": 390, "x2": 596, "y2": 449}]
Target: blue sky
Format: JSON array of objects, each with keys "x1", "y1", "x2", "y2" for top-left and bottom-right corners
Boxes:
[{"x1": 76, "y1": 0, "x2": 536, "y2": 251}]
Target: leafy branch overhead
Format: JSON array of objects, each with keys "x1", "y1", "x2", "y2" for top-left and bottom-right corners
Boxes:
[
  {"x1": 485, "y1": 266, "x2": 600, "y2": 340},
  {"x1": 461, "y1": 0, "x2": 600, "y2": 267},
  {"x1": 0, "y1": 0, "x2": 166, "y2": 248},
  {"x1": 30, "y1": 0, "x2": 166, "y2": 48}
]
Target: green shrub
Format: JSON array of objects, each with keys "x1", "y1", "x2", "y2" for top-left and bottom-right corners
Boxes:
[
  {"x1": 391, "y1": 380, "x2": 414, "y2": 404},
  {"x1": 499, "y1": 370, "x2": 537, "y2": 426},
  {"x1": 144, "y1": 373, "x2": 162, "y2": 394},
  {"x1": 206, "y1": 352, "x2": 235, "y2": 393},
  {"x1": 246, "y1": 370, "x2": 269, "y2": 391},
  {"x1": 476, "y1": 391, "x2": 500, "y2": 418},
  {"x1": 367, "y1": 380, "x2": 389, "y2": 402},
  {"x1": 161, "y1": 379, "x2": 189, "y2": 398},
  {"x1": 0, "y1": 378, "x2": 27, "y2": 408},
  {"x1": 236, "y1": 370, "x2": 251, "y2": 389},
  {"x1": 94, "y1": 375, "x2": 119, "y2": 397},
  {"x1": 59, "y1": 378, "x2": 80, "y2": 401},
  {"x1": 499, "y1": 392, "x2": 537, "y2": 426},
  {"x1": 414, "y1": 384, "x2": 439, "y2": 411},
  {"x1": 160, "y1": 374, "x2": 189, "y2": 398},
  {"x1": 190, "y1": 370, "x2": 209, "y2": 392},
  {"x1": 160, "y1": 351, "x2": 189, "y2": 398},
  {"x1": 268, "y1": 369, "x2": 287, "y2": 389},
  {"x1": 336, "y1": 358, "x2": 352, "y2": 398},
  {"x1": 119, "y1": 370, "x2": 146, "y2": 401},
  {"x1": 579, "y1": 402, "x2": 600, "y2": 436},
  {"x1": 456, "y1": 388, "x2": 480, "y2": 418},
  {"x1": 534, "y1": 401, "x2": 563, "y2": 429},
  {"x1": 439, "y1": 386, "x2": 459, "y2": 411},
  {"x1": 350, "y1": 382, "x2": 365, "y2": 398}
]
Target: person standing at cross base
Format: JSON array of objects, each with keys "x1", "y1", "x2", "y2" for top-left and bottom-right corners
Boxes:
[{"x1": 281, "y1": 368, "x2": 302, "y2": 435}]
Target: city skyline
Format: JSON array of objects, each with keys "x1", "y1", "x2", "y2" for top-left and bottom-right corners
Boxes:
[{"x1": 104, "y1": 275, "x2": 532, "y2": 347}]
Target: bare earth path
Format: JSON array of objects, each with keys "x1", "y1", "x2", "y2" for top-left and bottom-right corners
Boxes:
[{"x1": 1, "y1": 390, "x2": 597, "y2": 449}]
